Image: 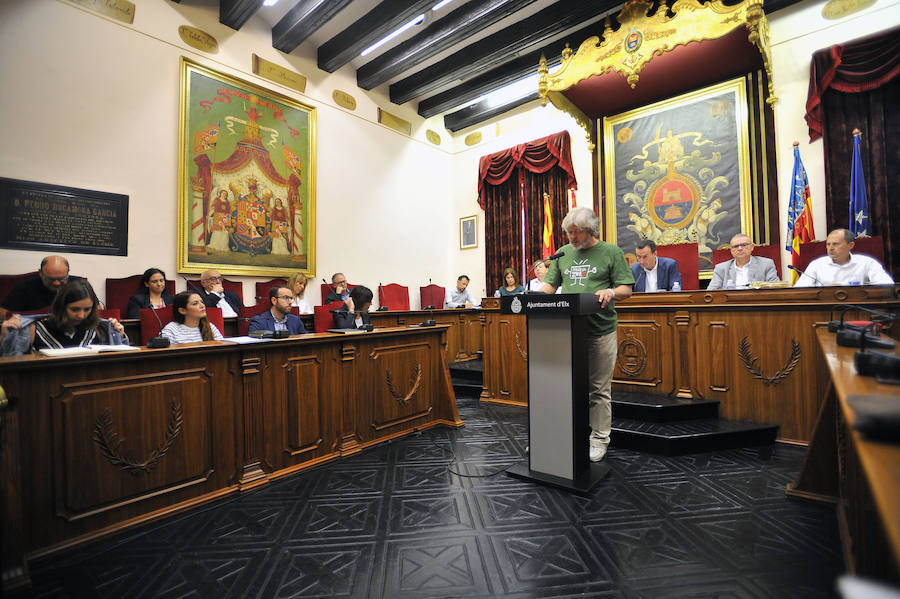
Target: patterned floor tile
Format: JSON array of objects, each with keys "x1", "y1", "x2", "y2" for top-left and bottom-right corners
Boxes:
[
  {"x1": 474, "y1": 487, "x2": 567, "y2": 529},
  {"x1": 380, "y1": 535, "x2": 493, "y2": 598},
  {"x1": 289, "y1": 496, "x2": 381, "y2": 538},
  {"x1": 257, "y1": 542, "x2": 374, "y2": 599},
  {"x1": 387, "y1": 491, "x2": 475, "y2": 535}
]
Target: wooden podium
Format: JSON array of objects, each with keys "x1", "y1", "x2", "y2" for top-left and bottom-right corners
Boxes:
[{"x1": 501, "y1": 293, "x2": 611, "y2": 493}]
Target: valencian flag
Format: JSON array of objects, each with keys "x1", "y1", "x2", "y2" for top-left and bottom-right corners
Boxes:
[
  {"x1": 849, "y1": 129, "x2": 869, "y2": 237},
  {"x1": 541, "y1": 193, "x2": 555, "y2": 258},
  {"x1": 282, "y1": 145, "x2": 303, "y2": 178},
  {"x1": 786, "y1": 143, "x2": 816, "y2": 284},
  {"x1": 193, "y1": 123, "x2": 218, "y2": 154}
]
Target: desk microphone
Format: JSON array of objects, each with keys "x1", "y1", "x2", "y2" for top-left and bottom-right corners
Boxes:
[
  {"x1": 146, "y1": 306, "x2": 170, "y2": 348},
  {"x1": 376, "y1": 282, "x2": 388, "y2": 310},
  {"x1": 854, "y1": 321, "x2": 900, "y2": 381},
  {"x1": 787, "y1": 265, "x2": 821, "y2": 286}
]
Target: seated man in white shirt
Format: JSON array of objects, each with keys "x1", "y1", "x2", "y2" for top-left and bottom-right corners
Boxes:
[
  {"x1": 197, "y1": 269, "x2": 243, "y2": 317},
  {"x1": 444, "y1": 275, "x2": 479, "y2": 308},
  {"x1": 795, "y1": 228, "x2": 893, "y2": 287},
  {"x1": 708, "y1": 233, "x2": 779, "y2": 289}
]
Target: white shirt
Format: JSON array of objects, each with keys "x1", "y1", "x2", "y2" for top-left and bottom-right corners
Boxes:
[
  {"x1": 291, "y1": 296, "x2": 312, "y2": 314},
  {"x1": 444, "y1": 287, "x2": 479, "y2": 308},
  {"x1": 734, "y1": 262, "x2": 750, "y2": 288},
  {"x1": 528, "y1": 278, "x2": 561, "y2": 293},
  {"x1": 160, "y1": 321, "x2": 224, "y2": 344},
  {"x1": 796, "y1": 253, "x2": 894, "y2": 287},
  {"x1": 212, "y1": 292, "x2": 237, "y2": 317},
  {"x1": 642, "y1": 262, "x2": 659, "y2": 292}
]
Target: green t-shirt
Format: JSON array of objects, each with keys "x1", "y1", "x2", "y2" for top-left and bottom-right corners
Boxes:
[{"x1": 544, "y1": 240, "x2": 635, "y2": 336}]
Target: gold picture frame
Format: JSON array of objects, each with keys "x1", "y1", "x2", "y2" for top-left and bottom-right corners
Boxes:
[
  {"x1": 177, "y1": 57, "x2": 317, "y2": 277},
  {"x1": 602, "y1": 77, "x2": 753, "y2": 273},
  {"x1": 460, "y1": 215, "x2": 478, "y2": 250}
]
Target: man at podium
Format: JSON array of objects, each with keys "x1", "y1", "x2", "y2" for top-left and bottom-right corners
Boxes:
[{"x1": 539, "y1": 207, "x2": 634, "y2": 461}]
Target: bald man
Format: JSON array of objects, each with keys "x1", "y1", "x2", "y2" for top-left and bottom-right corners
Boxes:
[
  {"x1": 197, "y1": 269, "x2": 243, "y2": 316},
  {"x1": 1, "y1": 255, "x2": 81, "y2": 313}
]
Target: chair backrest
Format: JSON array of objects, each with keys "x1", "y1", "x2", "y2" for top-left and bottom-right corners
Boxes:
[
  {"x1": 420, "y1": 284, "x2": 445, "y2": 309},
  {"x1": 106, "y1": 275, "x2": 176, "y2": 315},
  {"x1": 255, "y1": 279, "x2": 287, "y2": 304},
  {"x1": 99, "y1": 308, "x2": 121, "y2": 321},
  {"x1": 378, "y1": 283, "x2": 409, "y2": 311},
  {"x1": 320, "y1": 282, "x2": 356, "y2": 302},
  {"x1": 237, "y1": 303, "x2": 271, "y2": 336},
  {"x1": 314, "y1": 301, "x2": 345, "y2": 332},
  {"x1": 712, "y1": 243, "x2": 783, "y2": 274},
  {"x1": 140, "y1": 306, "x2": 174, "y2": 344},
  {"x1": 0, "y1": 271, "x2": 38, "y2": 306},
  {"x1": 186, "y1": 278, "x2": 244, "y2": 303},
  {"x1": 797, "y1": 235, "x2": 884, "y2": 273},
  {"x1": 656, "y1": 242, "x2": 699, "y2": 290},
  {"x1": 205, "y1": 307, "x2": 225, "y2": 338}
]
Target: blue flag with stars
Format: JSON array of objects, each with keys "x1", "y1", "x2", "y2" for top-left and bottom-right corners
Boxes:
[{"x1": 849, "y1": 132, "x2": 869, "y2": 236}]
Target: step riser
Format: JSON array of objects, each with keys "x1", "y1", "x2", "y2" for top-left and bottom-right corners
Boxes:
[
  {"x1": 612, "y1": 401, "x2": 719, "y2": 422},
  {"x1": 611, "y1": 428, "x2": 778, "y2": 456}
]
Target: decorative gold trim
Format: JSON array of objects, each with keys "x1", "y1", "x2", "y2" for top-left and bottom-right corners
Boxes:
[
  {"x1": 92, "y1": 402, "x2": 183, "y2": 475},
  {"x1": 514, "y1": 332, "x2": 528, "y2": 362},
  {"x1": 425, "y1": 129, "x2": 441, "y2": 146},
  {"x1": 333, "y1": 90, "x2": 357, "y2": 111},
  {"x1": 385, "y1": 364, "x2": 422, "y2": 407},
  {"x1": 378, "y1": 108, "x2": 411, "y2": 136},
  {"x1": 737, "y1": 336, "x2": 801, "y2": 385},
  {"x1": 178, "y1": 26, "x2": 218, "y2": 54},
  {"x1": 822, "y1": 0, "x2": 876, "y2": 20},
  {"x1": 464, "y1": 132, "x2": 482, "y2": 146}
]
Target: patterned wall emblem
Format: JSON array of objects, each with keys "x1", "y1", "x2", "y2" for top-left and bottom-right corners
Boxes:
[{"x1": 617, "y1": 330, "x2": 647, "y2": 376}]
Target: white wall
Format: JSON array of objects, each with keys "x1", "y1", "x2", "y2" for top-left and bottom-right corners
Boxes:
[{"x1": 0, "y1": 0, "x2": 453, "y2": 309}]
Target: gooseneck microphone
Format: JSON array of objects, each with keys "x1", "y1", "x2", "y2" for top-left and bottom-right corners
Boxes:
[
  {"x1": 182, "y1": 275, "x2": 205, "y2": 294},
  {"x1": 787, "y1": 265, "x2": 821, "y2": 287},
  {"x1": 146, "y1": 306, "x2": 170, "y2": 348},
  {"x1": 547, "y1": 249, "x2": 565, "y2": 260},
  {"x1": 377, "y1": 282, "x2": 388, "y2": 311}
]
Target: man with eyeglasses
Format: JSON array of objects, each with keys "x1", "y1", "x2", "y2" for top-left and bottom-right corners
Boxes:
[
  {"x1": 1, "y1": 255, "x2": 81, "y2": 314},
  {"x1": 324, "y1": 272, "x2": 350, "y2": 304},
  {"x1": 248, "y1": 286, "x2": 306, "y2": 335},
  {"x1": 198, "y1": 269, "x2": 243, "y2": 317},
  {"x1": 707, "y1": 233, "x2": 778, "y2": 290}
]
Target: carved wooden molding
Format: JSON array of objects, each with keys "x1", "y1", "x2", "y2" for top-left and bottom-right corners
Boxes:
[
  {"x1": 92, "y1": 401, "x2": 183, "y2": 475},
  {"x1": 737, "y1": 336, "x2": 801, "y2": 386},
  {"x1": 514, "y1": 332, "x2": 527, "y2": 361},
  {"x1": 385, "y1": 363, "x2": 422, "y2": 407},
  {"x1": 617, "y1": 330, "x2": 648, "y2": 376}
]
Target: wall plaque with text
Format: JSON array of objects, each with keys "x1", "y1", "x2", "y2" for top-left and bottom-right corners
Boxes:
[{"x1": 0, "y1": 178, "x2": 128, "y2": 256}]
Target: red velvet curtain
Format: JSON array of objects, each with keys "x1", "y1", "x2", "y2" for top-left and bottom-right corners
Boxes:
[
  {"x1": 479, "y1": 131, "x2": 577, "y2": 294},
  {"x1": 806, "y1": 28, "x2": 900, "y2": 280}
]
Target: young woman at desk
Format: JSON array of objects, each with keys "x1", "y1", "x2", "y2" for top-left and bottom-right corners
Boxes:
[
  {"x1": 126, "y1": 267, "x2": 175, "y2": 318},
  {"x1": 332, "y1": 285, "x2": 373, "y2": 329},
  {"x1": 0, "y1": 280, "x2": 128, "y2": 355},
  {"x1": 494, "y1": 268, "x2": 525, "y2": 297},
  {"x1": 160, "y1": 291, "x2": 224, "y2": 344}
]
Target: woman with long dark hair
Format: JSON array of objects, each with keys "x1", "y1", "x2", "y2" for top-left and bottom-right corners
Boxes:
[
  {"x1": 126, "y1": 268, "x2": 175, "y2": 318},
  {"x1": 160, "y1": 291, "x2": 224, "y2": 344}
]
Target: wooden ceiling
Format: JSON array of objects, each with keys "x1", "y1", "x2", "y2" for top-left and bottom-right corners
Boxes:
[{"x1": 181, "y1": 0, "x2": 803, "y2": 133}]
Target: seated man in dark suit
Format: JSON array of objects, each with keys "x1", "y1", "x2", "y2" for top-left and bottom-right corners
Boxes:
[
  {"x1": 631, "y1": 240, "x2": 682, "y2": 292},
  {"x1": 197, "y1": 269, "x2": 243, "y2": 317},
  {"x1": 248, "y1": 286, "x2": 307, "y2": 335},
  {"x1": 323, "y1": 272, "x2": 350, "y2": 304},
  {"x1": 1, "y1": 255, "x2": 80, "y2": 314}
]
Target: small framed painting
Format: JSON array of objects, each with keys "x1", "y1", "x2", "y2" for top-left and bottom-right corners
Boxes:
[{"x1": 460, "y1": 215, "x2": 478, "y2": 249}]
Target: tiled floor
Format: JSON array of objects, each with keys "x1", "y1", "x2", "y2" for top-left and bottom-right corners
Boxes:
[{"x1": 13, "y1": 396, "x2": 843, "y2": 598}]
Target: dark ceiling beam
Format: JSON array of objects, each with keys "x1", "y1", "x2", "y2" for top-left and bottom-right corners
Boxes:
[
  {"x1": 443, "y1": 93, "x2": 540, "y2": 133},
  {"x1": 356, "y1": 0, "x2": 539, "y2": 91},
  {"x1": 317, "y1": 0, "x2": 437, "y2": 73},
  {"x1": 762, "y1": 0, "x2": 806, "y2": 13},
  {"x1": 272, "y1": 0, "x2": 354, "y2": 53},
  {"x1": 389, "y1": 0, "x2": 619, "y2": 105},
  {"x1": 220, "y1": 0, "x2": 263, "y2": 31}
]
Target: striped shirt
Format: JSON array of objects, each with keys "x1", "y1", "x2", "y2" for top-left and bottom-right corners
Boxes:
[{"x1": 160, "y1": 321, "x2": 224, "y2": 344}]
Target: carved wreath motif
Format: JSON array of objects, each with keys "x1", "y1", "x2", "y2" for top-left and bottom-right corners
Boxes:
[
  {"x1": 92, "y1": 401, "x2": 183, "y2": 475},
  {"x1": 385, "y1": 363, "x2": 422, "y2": 407},
  {"x1": 514, "y1": 332, "x2": 527, "y2": 361},
  {"x1": 737, "y1": 336, "x2": 801, "y2": 386}
]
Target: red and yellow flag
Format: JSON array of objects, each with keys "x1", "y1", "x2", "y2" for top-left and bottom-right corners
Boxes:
[
  {"x1": 283, "y1": 145, "x2": 303, "y2": 177},
  {"x1": 192, "y1": 124, "x2": 218, "y2": 154},
  {"x1": 786, "y1": 145, "x2": 815, "y2": 284},
  {"x1": 541, "y1": 193, "x2": 554, "y2": 258}
]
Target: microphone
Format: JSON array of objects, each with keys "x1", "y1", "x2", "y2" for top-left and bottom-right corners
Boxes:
[
  {"x1": 182, "y1": 275, "x2": 204, "y2": 294},
  {"x1": 854, "y1": 320, "x2": 900, "y2": 379},
  {"x1": 635, "y1": 268, "x2": 646, "y2": 291},
  {"x1": 787, "y1": 265, "x2": 821, "y2": 287},
  {"x1": 322, "y1": 278, "x2": 333, "y2": 291},
  {"x1": 547, "y1": 250, "x2": 564, "y2": 260},
  {"x1": 376, "y1": 282, "x2": 388, "y2": 311},
  {"x1": 146, "y1": 306, "x2": 170, "y2": 348}
]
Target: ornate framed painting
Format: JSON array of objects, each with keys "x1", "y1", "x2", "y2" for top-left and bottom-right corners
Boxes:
[
  {"x1": 460, "y1": 215, "x2": 478, "y2": 249},
  {"x1": 177, "y1": 57, "x2": 316, "y2": 276},
  {"x1": 602, "y1": 77, "x2": 754, "y2": 273}
]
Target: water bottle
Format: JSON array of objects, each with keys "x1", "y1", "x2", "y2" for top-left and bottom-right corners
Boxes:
[{"x1": 671, "y1": 281, "x2": 681, "y2": 292}]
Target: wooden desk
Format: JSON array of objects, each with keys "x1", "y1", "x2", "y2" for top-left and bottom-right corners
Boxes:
[
  {"x1": 480, "y1": 286, "x2": 899, "y2": 443},
  {"x1": 0, "y1": 327, "x2": 463, "y2": 589},
  {"x1": 787, "y1": 328, "x2": 900, "y2": 583}
]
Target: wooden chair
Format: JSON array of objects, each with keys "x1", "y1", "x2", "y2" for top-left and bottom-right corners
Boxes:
[
  {"x1": 255, "y1": 279, "x2": 287, "y2": 304},
  {"x1": 656, "y1": 242, "x2": 699, "y2": 290},
  {"x1": 0, "y1": 271, "x2": 38, "y2": 306},
  {"x1": 712, "y1": 243, "x2": 783, "y2": 274},
  {"x1": 378, "y1": 283, "x2": 409, "y2": 311},
  {"x1": 106, "y1": 275, "x2": 176, "y2": 316},
  {"x1": 797, "y1": 235, "x2": 884, "y2": 272},
  {"x1": 420, "y1": 284, "x2": 445, "y2": 309},
  {"x1": 237, "y1": 303, "x2": 271, "y2": 336},
  {"x1": 314, "y1": 301, "x2": 345, "y2": 332}
]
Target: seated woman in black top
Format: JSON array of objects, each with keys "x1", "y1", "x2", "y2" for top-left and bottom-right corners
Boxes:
[
  {"x1": 331, "y1": 285, "x2": 373, "y2": 329},
  {"x1": 0, "y1": 280, "x2": 128, "y2": 355},
  {"x1": 126, "y1": 268, "x2": 175, "y2": 318}
]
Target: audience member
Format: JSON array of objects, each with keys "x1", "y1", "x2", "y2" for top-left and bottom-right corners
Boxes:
[
  {"x1": 494, "y1": 268, "x2": 524, "y2": 297},
  {"x1": 1, "y1": 255, "x2": 80, "y2": 314},
  {"x1": 324, "y1": 272, "x2": 350, "y2": 304},
  {"x1": 332, "y1": 285, "x2": 373, "y2": 329},
  {"x1": 161, "y1": 291, "x2": 224, "y2": 343},
  {"x1": 444, "y1": 275, "x2": 479, "y2": 308},
  {"x1": 286, "y1": 272, "x2": 312, "y2": 314},
  {"x1": 528, "y1": 259, "x2": 561, "y2": 293},
  {"x1": 126, "y1": 268, "x2": 175, "y2": 318},
  {"x1": 0, "y1": 280, "x2": 126, "y2": 356},
  {"x1": 197, "y1": 269, "x2": 242, "y2": 316},
  {"x1": 708, "y1": 234, "x2": 779, "y2": 290},
  {"x1": 795, "y1": 228, "x2": 893, "y2": 287},
  {"x1": 631, "y1": 240, "x2": 682, "y2": 292},
  {"x1": 248, "y1": 286, "x2": 307, "y2": 335}
]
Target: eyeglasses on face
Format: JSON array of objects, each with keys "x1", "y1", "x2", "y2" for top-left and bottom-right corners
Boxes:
[
  {"x1": 731, "y1": 243, "x2": 752, "y2": 249},
  {"x1": 41, "y1": 273, "x2": 69, "y2": 282},
  {"x1": 203, "y1": 276, "x2": 223, "y2": 282},
  {"x1": 277, "y1": 295, "x2": 293, "y2": 301}
]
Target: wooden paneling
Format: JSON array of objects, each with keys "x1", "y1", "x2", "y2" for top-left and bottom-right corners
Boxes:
[
  {"x1": 481, "y1": 312, "x2": 528, "y2": 406},
  {"x1": 369, "y1": 308, "x2": 483, "y2": 363},
  {"x1": 0, "y1": 327, "x2": 462, "y2": 589}
]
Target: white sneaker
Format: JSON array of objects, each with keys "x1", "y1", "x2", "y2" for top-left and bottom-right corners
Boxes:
[{"x1": 589, "y1": 444, "x2": 607, "y2": 462}]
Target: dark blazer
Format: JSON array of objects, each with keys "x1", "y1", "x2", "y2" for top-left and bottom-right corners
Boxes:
[
  {"x1": 324, "y1": 291, "x2": 348, "y2": 304},
  {"x1": 248, "y1": 308, "x2": 307, "y2": 335},
  {"x1": 198, "y1": 289, "x2": 243, "y2": 313},
  {"x1": 631, "y1": 257, "x2": 682, "y2": 292},
  {"x1": 126, "y1": 292, "x2": 175, "y2": 319},
  {"x1": 331, "y1": 307, "x2": 372, "y2": 329}
]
